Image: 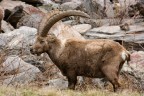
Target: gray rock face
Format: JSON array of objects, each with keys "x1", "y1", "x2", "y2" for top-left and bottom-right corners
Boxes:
[
  {"x1": 129, "y1": 51, "x2": 144, "y2": 72},
  {"x1": 47, "y1": 78, "x2": 68, "y2": 89},
  {"x1": 84, "y1": 24, "x2": 144, "y2": 43},
  {"x1": 18, "y1": 0, "x2": 44, "y2": 4},
  {"x1": 1, "y1": 55, "x2": 40, "y2": 86},
  {"x1": 1, "y1": 55, "x2": 40, "y2": 74},
  {"x1": 1, "y1": 20, "x2": 14, "y2": 33},
  {"x1": 122, "y1": 51, "x2": 144, "y2": 90},
  {"x1": 1, "y1": 0, "x2": 44, "y2": 28},
  {"x1": 60, "y1": 1, "x2": 81, "y2": 10},
  {"x1": 82, "y1": 0, "x2": 106, "y2": 19},
  {"x1": 2, "y1": 72, "x2": 39, "y2": 86},
  {"x1": 82, "y1": 0, "x2": 138, "y2": 18},
  {"x1": 72, "y1": 24, "x2": 92, "y2": 34},
  {"x1": 17, "y1": 14, "x2": 44, "y2": 29},
  {"x1": 0, "y1": 26, "x2": 37, "y2": 49}
]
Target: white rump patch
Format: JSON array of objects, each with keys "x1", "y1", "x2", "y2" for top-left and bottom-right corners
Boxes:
[{"x1": 121, "y1": 51, "x2": 127, "y2": 60}]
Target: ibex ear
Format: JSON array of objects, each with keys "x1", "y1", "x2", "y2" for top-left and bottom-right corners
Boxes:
[{"x1": 47, "y1": 34, "x2": 56, "y2": 42}]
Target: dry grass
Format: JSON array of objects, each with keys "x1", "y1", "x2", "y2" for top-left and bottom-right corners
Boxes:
[{"x1": 0, "y1": 86, "x2": 142, "y2": 96}]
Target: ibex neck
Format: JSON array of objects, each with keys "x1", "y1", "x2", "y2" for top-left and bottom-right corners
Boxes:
[{"x1": 47, "y1": 39, "x2": 64, "y2": 64}]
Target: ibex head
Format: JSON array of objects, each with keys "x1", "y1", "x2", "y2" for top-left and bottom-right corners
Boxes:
[
  {"x1": 30, "y1": 35, "x2": 56, "y2": 55},
  {"x1": 30, "y1": 10, "x2": 90, "y2": 56}
]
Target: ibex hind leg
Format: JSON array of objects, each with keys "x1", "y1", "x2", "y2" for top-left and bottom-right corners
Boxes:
[{"x1": 101, "y1": 65, "x2": 120, "y2": 92}]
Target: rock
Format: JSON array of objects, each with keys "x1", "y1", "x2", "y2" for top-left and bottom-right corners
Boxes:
[
  {"x1": 129, "y1": 51, "x2": 144, "y2": 72},
  {"x1": 84, "y1": 24, "x2": 144, "y2": 43},
  {"x1": 39, "y1": 3, "x2": 60, "y2": 12},
  {"x1": 82, "y1": 0, "x2": 137, "y2": 18},
  {"x1": 0, "y1": 6, "x2": 4, "y2": 33},
  {"x1": 88, "y1": 26, "x2": 121, "y2": 35},
  {"x1": 2, "y1": 71, "x2": 39, "y2": 86},
  {"x1": 43, "y1": 0, "x2": 53, "y2": 4},
  {"x1": 0, "y1": 55, "x2": 40, "y2": 86},
  {"x1": 0, "y1": 26, "x2": 37, "y2": 49},
  {"x1": 92, "y1": 78, "x2": 106, "y2": 89},
  {"x1": 133, "y1": 2, "x2": 144, "y2": 17},
  {"x1": 60, "y1": 1, "x2": 81, "y2": 10},
  {"x1": 122, "y1": 51, "x2": 144, "y2": 90},
  {"x1": 72, "y1": 24, "x2": 92, "y2": 34},
  {"x1": 0, "y1": 0, "x2": 26, "y2": 11},
  {"x1": 1, "y1": 55, "x2": 40, "y2": 74},
  {"x1": 61, "y1": 0, "x2": 72, "y2": 3},
  {"x1": 83, "y1": 18, "x2": 143, "y2": 27},
  {"x1": 1, "y1": 0, "x2": 44, "y2": 28},
  {"x1": 122, "y1": 51, "x2": 144, "y2": 72},
  {"x1": 82, "y1": 0, "x2": 107, "y2": 19},
  {"x1": 4, "y1": 5, "x2": 25, "y2": 28},
  {"x1": 17, "y1": 13, "x2": 44, "y2": 29},
  {"x1": 16, "y1": 0, "x2": 44, "y2": 6},
  {"x1": 47, "y1": 78, "x2": 68, "y2": 89},
  {"x1": 1, "y1": 20, "x2": 14, "y2": 33},
  {"x1": 49, "y1": 21, "x2": 85, "y2": 40},
  {"x1": 52, "y1": 0, "x2": 62, "y2": 3}
]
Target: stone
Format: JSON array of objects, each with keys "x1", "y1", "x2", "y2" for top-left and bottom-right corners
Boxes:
[
  {"x1": 72, "y1": 24, "x2": 92, "y2": 34},
  {"x1": 47, "y1": 78, "x2": 68, "y2": 89},
  {"x1": 17, "y1": 13, "x2": 44, "y2": 29},
  {"x1": 1, "y1": 20, "x2": 14, "y2": 33},
  {"x1": 122, "y1": 51, "x2": 144, "y2": 90},
  {"x1": 17, "y1": 0, "x2": 44, "y2": 6},
  {"x1": 1, "y1": 55, "x2": 40, "y2": 74},
  {"x1": 49, "y1": 21, "x2": 85, "y2": 40},
  {"x1": 129, "y1": 51, "x2": 144, "y2": 72},
  {"x1": 2, "y1": 72, "x2": 39, "y2": 86},
  {"x1": 43, "y1": 0, "x2": 53, "y2": 4},
  {"x1": 1, "y1": 0, "x2": 44, "y2": 28},
  {"x1": 60, "y1": 1, "x2": 81, "y2": 10},
  {"x1": 84, "y1": 24, "x2": 144, "y2": 43},
  {"x1": 0, "y1": 55, "x2": 41, "y2": 86},
  {"x1": 0, "y1": 26, "x2": 37, "y2": 49}
]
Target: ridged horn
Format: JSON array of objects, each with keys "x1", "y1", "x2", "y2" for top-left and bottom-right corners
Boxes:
[
  {"x1": 38, "y1": 9, "x2": 61, "y2": 35},
  {"x1": 39, "y1": 10, "x2": 90, "y2": 37}
]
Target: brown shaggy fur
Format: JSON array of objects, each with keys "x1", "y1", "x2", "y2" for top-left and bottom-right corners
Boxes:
[
  {"x1": 30, "y1": 10, "x2": 130, "y2": 92},
  {"x1": 30, "y1": 35, "x2": 130, "y2": 92}
]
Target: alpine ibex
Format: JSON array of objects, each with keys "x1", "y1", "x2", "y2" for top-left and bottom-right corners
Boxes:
[{"x1": 30, "y1": 10, "x2": 130, "y2": 92}]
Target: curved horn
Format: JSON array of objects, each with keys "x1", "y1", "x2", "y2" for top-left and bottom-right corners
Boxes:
[
  {"x1": 39, "y1": 10, "x2": 90, "y2": 37},
  {"x1": 38, "y1": 9, "x2": 61, "y2": 35}
]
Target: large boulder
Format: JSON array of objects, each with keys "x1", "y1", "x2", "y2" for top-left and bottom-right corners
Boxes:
[
  {"x1": 84, "y1": 24, "x2": 144, "y2": 44},
  {"x1": 60, "y1": 1, "x2": 81, "y2": 10},
  {"x1": 82, "y1": 0, "x2": 137, "y2": 18},
  {"x1": 1, "y1": 55, "x2": 40, "y2": 75},
  {"x1": 0, "y1": 26, "x2": 37, "y2": 49},
  {"x1": 0, "y1": 6, "x2": 4, "y2": 33},
  {"x1": 1, "y1": 0, "x2": 44, "y2": 28},
  {"x1": 122, "y1": 51, "x2": 144, "y2": 90},
  {"x1": 72, "y1": 24, "x2": 92, "y2": 34},
  {"x1": 0, "y1": 55, "x2": 40, "y2": 85},
  {"x1": 47, "y1": 78, "x2": 68, "y2": 89},
  {"x1": 1, "y1": 20, "x2": 14, "y2": 33},
  {"x1": 17, "y1": 13, "x2": 44, "y2": 29},
  {"x1": 15, "y1": 0, "x2": 44, "y2": 6}
]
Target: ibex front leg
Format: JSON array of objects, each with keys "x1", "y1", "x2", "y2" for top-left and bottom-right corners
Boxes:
[{"x1": 66, "y1": 71, "x2": 77, "y2": 90}]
